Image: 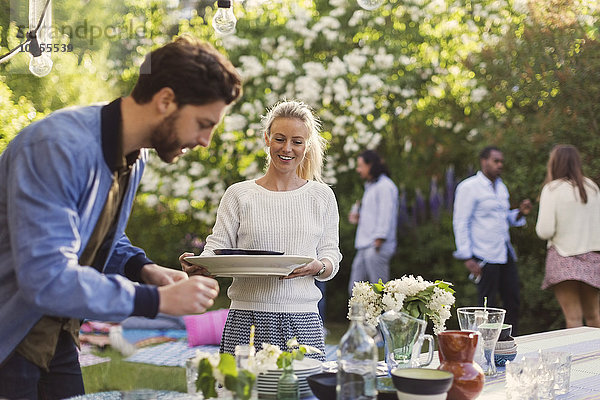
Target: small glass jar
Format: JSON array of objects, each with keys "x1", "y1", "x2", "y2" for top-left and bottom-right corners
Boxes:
[
  {"x1": 185, "y1": 358, "x2": 198, "y2": 394},
  {"x1": 235, "y1": 344, "x2": 256, "y2": 370},
  {"x1": 234, "y1": 344, "x2": 258, "y2": 400},
  {"x1": 277, "y1": 365, "x2": 299, "y2": 400}
]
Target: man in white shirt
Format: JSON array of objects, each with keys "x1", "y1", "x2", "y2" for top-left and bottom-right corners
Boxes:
[
  {"x1": 348, "y1": 150, "x2": 399, "y2": 295},
  {"x1": 453, "y1": 146, "x2": 532, "y2": 334}
]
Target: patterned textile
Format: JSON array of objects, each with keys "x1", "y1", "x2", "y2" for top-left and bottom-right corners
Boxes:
[
  {"x1": 121, "y1": 329, "x2": 187, "y2": 345},
  {"x1": 542, "y1": 246, "x2": 600, "y2": 290},
  {"x1": 66, "y1": 390, "x2": 189, "y2": 399},
  {"x1": 78, "y1": 344, "x2": 111, "y2": 367},
  {"x1": 220, "y1": 310, "x2": 326, "y2": 362},
  {"x1": 125, "y1": 341, "x2": 218, "y2": 367}
]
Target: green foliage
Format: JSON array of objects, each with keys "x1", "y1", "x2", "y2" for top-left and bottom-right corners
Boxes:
[
  {"x1": 225, "y1": 369, "x2": 256, "y2": 400},
  {"x1": 126, "y1": 197, "x2": 205, "y2": 268},
  {"x1": 276, "y1": 344, "x2": 306, "y2": 371},
  {"x1": 195, "y1": 352, "x2": 256, "y2": 400},
  {"x1": 0, "y1": 78, "x2": 42, "y2": 153},
  {"x1": 3, "y1": 0, "x2": 598, "y2": 338},
  {"x1": 196, "y1": 358, "x2": 218, "y2": 398},
  {"x1": 393, "y1": 213, "x2": 478, "y2": 331},
  {"x1": 81, "y1": 348, "x2": 185, "y2": 391}
]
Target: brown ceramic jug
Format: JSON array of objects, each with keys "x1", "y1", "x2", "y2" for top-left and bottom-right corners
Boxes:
[{"x1": 437, "y1": 330, "x2": 485, "y2": 400}]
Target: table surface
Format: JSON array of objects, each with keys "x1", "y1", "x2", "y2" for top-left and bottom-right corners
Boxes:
[
  {"x1": 433, "y1": 326, "x2": 600, "y2": 400},
  {"x1": 72, "y1": 327, "x2": 600, "y2": 400}
]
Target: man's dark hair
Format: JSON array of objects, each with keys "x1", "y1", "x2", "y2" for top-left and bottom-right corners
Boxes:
[
  {"x1": 479, "y1": 146, "x2": 501, "y2": 160},
  {"x1": 359, "y1": 149, "x2": 390, "y2": 180},
  {"x1": 131, "y1": 35, "x2": 242, "y2": 106}
]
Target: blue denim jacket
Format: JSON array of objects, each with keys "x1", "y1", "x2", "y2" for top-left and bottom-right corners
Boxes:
[{"x1": 0, "y1": 102, "x2": 158, "y2": 363}]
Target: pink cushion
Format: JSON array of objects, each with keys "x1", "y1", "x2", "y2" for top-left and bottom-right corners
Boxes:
[{"x1": 183, "y1": 309, "x2": 229, "y2": 347}]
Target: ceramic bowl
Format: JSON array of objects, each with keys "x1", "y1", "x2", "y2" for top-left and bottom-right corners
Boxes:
[
  {"x1": 498, "y1": 324, "x2": 513, "y2": 341},
  {"x1": 495, "y1": 337, "x2": 515, "y2": 351},
  {"x1": 494, "y1": 352, "x2": 517, "y2": 367},
  {"x1": 306, "y1": 372, "x2": 397, "y2": 400},
  {"x1": 306, "y1": 372, "x2": 335, "y2": 400},
  {"x1": 396, "y1": 392, "x2": 449, "y2": 400},
  {"x1": 391, "y1": 368, "x2": 454, "y2": 397}
]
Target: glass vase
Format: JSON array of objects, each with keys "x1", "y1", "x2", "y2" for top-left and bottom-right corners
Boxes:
[{"x1": 277, "y1": 365, "x2": 299, "y2": 400}]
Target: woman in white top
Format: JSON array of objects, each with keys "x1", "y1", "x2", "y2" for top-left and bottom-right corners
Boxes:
[
  {"x1": 536, "y1": 144, "x2": 600, "y2": 328},
  {"x1": 180, "y1": 100, "x2": 342, "y2": 359}
]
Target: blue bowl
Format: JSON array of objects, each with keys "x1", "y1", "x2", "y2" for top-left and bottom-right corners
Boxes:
[{"x1": 494, "y1": 352, "x2": 517, "y2": 367}]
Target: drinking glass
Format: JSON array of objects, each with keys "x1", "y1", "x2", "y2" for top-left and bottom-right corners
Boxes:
[
  {"x1": 235, "y1": 344, "x2": 256, "y2": 370},
  {"x1": 505, "y1": 360, "x2": 536, "y2": 400},
  {"x1": 540, "y1": 351, "x2": 572, "y2": 395},
  {"x1": 456, "y1": 307, "x2": 505, "y2": 376},
  {"x1": 185, "y1": 358, "x2": 198, "y2": 394},
  {"x1": 523, "y1": 356, "x2": 556, "y2": 400}
]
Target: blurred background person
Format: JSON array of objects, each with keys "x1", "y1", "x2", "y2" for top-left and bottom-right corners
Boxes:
[
  {"x1": 181, "y1": 100, "x2": 341, "y2": 360},
  {"x1": 536, "y1": 144, "x2": 600, "y2": 328},
  {"x1": 453, "y1": 146, "x2": 532, "y2": 335},
  {"x1": 348, "y1": 149, "x2": 398, "y2": 295}
]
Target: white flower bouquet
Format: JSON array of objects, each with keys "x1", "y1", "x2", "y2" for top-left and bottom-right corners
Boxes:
[
  {"x1": 191, "y1": 338, "x2": 321, "y2": 399},
  {"x1": 349, "y1": 275, "x2": 456, "y2": 334}
]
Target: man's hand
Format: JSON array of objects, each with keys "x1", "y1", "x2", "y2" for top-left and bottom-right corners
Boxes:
[
  {"x1": 374, "y1": 238, "x2": 385, "y2": 252},
  {"x1": 464, "y1": 258, "x2": 482, "y2": 278},
  {"x1": 348, "y1": 201, "x2": 360, "y2": 225},
  {"x1": 518, "y1": 198, "x2": 533, "y2": 217},
  {"x1": 140, "y1": 263, "x2": 188, "y2": 286},
  {"x1": 158, "y1": 276, "x2": 219, "y2": 315}
]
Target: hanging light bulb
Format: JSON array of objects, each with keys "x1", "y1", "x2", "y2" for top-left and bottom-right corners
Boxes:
[
  {"x1": 212, "y1": 0, "x2": 237, "y2": 36},
  {"x1": 357, "y1": 0, "x2": 385, "y2": 11},
  {"x1": 29, "y1": 49, "x2": 53, "y2": 77},
  {"x1": 28, "y1": 0, "x2": 53, "y2": 77}
]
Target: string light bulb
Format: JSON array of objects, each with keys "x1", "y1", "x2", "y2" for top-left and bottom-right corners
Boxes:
[
  {"x1": 212, "y1": 0, "x2": 237, "y2": 36},
  {"x1": 28, "y1": 0, "x2": 53, "y2": 77},
  {"x1": 29, "y1": 48, "x2": 53, "y2": 77},
  {"x1": 357, "y1": 0, "x2": 385, "y2": 10}
]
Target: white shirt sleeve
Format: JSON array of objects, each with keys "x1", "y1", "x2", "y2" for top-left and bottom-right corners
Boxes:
[
  {"x1": 452, "y1": 182, "x2": 476, "y2": 260},
  {"x1": 535, "y1": 185, "x2": 556, "y2": 240}
]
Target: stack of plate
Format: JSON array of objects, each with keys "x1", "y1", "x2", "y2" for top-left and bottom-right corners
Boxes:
[
  {"x1": 495, "y1": 337, "x2": 518, "y2": 366},
  {"x1": 257, "y1": 358, "x2": 322, "y2": 399}
]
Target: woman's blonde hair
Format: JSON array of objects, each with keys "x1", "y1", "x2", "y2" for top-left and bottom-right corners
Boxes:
[{"x1": 261, "y1": 100, "x2": 327, "y2": 182}]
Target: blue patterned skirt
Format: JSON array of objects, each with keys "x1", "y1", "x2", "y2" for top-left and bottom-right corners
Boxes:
[{"x1": 219, "y1": 309, "x2": 326, "y2": 362}]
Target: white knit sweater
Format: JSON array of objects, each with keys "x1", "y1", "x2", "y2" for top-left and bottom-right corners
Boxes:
[
  {"x1": 536, "y1": 178, "x2": 600, "y2": 256},
  {"x1": 201, "y1": 180, "x2": 342, "y2": 313}
]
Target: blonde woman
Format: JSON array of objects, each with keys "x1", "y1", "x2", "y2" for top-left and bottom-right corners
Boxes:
[
  {"x1": 181, "y1": 100, "x2": 341, "y2": 359},
  {"x1": 536, "y1": 145, "x2": 600, "y2": 328}
]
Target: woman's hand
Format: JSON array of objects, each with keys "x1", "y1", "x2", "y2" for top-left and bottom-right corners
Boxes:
[
  {"x1": 179, "y1": 252, "x2": 212, "y2": 277},
  {"x1": 282, "y1": 259, "x2": 329, "y2": 280}
]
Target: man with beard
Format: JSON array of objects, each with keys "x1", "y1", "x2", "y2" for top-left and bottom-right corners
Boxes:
[
  {"x1": 0, "y1": 36, "x2": 242, "y2": 399},
  {"x1": 452, "y1": 146, "x2": 532, "y2": 335}
]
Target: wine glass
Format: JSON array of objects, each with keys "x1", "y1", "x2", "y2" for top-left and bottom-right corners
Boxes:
[{"x1": 456, "y1": 307, "x2": 506, "y2": 376}]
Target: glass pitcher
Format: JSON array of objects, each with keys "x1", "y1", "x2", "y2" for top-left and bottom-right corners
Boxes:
[{"x1": 377, "y1": 309, "x2": 434, "y2": 373}]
